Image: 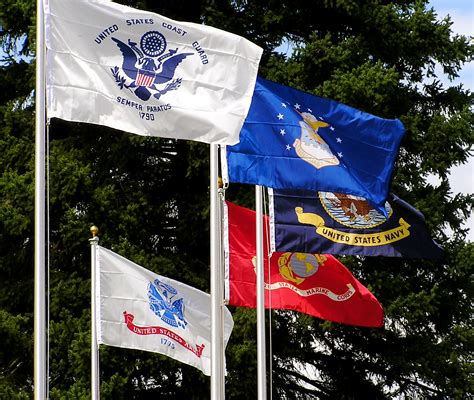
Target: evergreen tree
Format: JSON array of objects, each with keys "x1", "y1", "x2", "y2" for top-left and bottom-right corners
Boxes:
[{"x1": 0, "y1": 0, "x2": 472, "y2": 398}]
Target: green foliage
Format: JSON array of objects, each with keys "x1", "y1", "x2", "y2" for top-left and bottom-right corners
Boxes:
[
  {"x1": 0, "y1": 310, "x2": 32, "y2": 397},
  {"x1": 0, "y1": 0, "x2": 472, "y2": 398}
]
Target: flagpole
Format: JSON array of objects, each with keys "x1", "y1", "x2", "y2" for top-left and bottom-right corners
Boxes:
[
  {"x1": 90, "y1": 226, "x2": 100, "y2": 399},
  {"x1": 217, "y1": 180, "x2": 226, "y2": 400},
  {"x1": 34, "y1": 0, "x2": 47, "y2": 398},
  {"x1": 210, "y1": 144, "x2": 225, "y2": 399},
  {"x1": 255, "y1": 185, "x2": 266, "y2": 399}
]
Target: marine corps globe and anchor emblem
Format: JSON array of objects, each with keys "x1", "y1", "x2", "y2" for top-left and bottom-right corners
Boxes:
[
  {"x1": 110, "y1": 30, "x2": 193, "y2": 101},
  {"x1": 252, "y1": 252, "x2": 326, "y2": 286},
  {"x1": 277, "y1": 252, "x2": 326, "y2": 285}
]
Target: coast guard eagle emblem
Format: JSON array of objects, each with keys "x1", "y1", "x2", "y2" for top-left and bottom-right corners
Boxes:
[
  {"x1": 110, "y1": 30, "x2": 192, "y2": 101},
  {"x1": 148, "y1": 278, "x2": 187, "y2": 329}
]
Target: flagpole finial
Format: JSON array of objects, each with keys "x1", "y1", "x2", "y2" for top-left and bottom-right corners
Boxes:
[{"x1": 90, "y1": 225, "x2": 99, "y2": 238}]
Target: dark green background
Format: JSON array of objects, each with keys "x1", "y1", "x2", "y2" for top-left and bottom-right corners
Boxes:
[{"x1": 0, "y1": 0, "x2": 472, "y2": 398}]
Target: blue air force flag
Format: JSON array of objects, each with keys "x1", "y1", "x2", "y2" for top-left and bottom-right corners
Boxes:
[
  {"x1": 44, "y1": 0, "x2": 262, "y2": 144},
  {"x1": 95, "y1": 246, "x2": 234, "y2": 375},
  {"x1": 221, "y1": 77, "x2": 405, "y2": 212},
  {"x1": 269, "y1": 189, "x2": 444, "y2": 259}
]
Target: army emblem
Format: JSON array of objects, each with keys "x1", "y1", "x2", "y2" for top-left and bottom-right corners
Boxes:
[{"x1": 148, "y1": 278, "x2": 187, "y2": 329}]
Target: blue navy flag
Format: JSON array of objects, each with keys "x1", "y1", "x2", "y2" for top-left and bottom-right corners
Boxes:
[
  {"x1": 269, "y1": 189, "x2": 444, "y2": 259},
  {"x1": 222, "y1": 77, "x2": 405, "y2": 213}
]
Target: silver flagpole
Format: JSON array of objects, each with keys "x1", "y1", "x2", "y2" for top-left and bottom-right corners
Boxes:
[
  {"x1": 217, "y1": 180, "x2": 226, "y2": 400},
  {"x1": 256, "y1": 185, "x2": 266, "y2": 399},
  {"x1": 34, "y1": 0, "x2": 47, "y2": 398},
  {"x1": 90, "y1": 227, "x2": 100, "y2": 399},
  {"x1": 210, "y1": 144, "x2": 224, "y2": 399}
]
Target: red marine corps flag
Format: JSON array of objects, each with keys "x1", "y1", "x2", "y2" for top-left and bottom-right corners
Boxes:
[{"x1": 223, "y1": 201, "x2": 384, "y2": 328}]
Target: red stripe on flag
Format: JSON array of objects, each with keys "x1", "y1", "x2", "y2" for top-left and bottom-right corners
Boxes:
[
  {"x1": 136, "y1": 73, "x2": 154, "y2": 87},
  {"x1": 123, "y1": 312, "x2": 205, "y2": 357}
]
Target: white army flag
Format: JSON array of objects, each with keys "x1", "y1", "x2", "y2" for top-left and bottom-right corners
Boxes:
[
  {"x1": 44, "y1": 0, "x2": 262, "y2": 144},
  {"x1": 95, "y1": 246, "x2": 234, "y2": 376}
]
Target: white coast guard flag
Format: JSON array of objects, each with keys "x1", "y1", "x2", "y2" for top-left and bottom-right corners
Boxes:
[
  {"x1": 44, "y1": 0, "x2": 262, "y2": 144},
  {"x1": 95, "y1": 246, "x2": 234, "y2": 375}
]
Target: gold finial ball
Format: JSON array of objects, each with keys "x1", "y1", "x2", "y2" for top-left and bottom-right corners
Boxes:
[{"x1": 90, "y1": 225, "x2": 99, "y2": 237}]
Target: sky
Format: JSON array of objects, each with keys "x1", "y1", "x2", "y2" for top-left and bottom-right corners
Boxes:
[{"x1": 428, "y1": 0, "x2": 473, "y2": 241}]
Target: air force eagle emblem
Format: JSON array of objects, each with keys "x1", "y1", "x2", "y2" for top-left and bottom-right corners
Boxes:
[
  {"x1": 293, "y1": 112, "x2": 340, "y2": 169},
  {"x1": 110, "y1": 30, "x2": 192, "y2": 101},
  {"x1": 148, "y1": 278, "x2": 187, "y2": 329}
]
